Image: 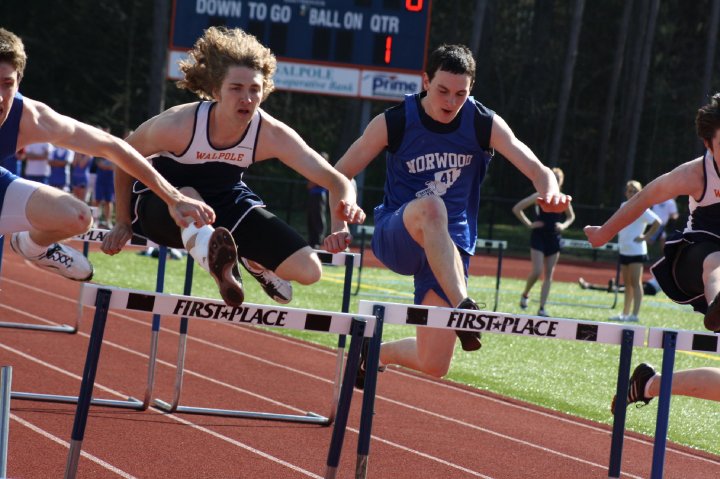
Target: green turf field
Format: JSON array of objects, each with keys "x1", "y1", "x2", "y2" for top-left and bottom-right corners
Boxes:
[{"x1": 90, "y1": 249, "x2": 720, "y2": 456}]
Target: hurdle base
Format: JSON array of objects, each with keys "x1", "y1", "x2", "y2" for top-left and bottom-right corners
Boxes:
[
  {"x1": 0, "y1": 322, "x2": 77, "y2": 333},
  {"x1": 355, "y1": 454, "x2": 369, "y2": 479},
  {"x1": 153, "y1": 399, "x2": 331, "y2": 425},
  {"x1": 12, "y1": 392, "x2": 144, "y2": 410}
]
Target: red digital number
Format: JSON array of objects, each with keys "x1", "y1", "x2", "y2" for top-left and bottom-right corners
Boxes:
[
  {"x1": 384, "y1": 36, "x2": 392, "y2": 64},
  {"x1": 406, "y1": 0, "x2": 423, "y2": 12}
]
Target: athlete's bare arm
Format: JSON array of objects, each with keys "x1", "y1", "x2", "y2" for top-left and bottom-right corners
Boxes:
[
  {"x1": 490, "y1": 114, "x2": 570, "y2": 212},
  {"x1": 585, "y1": 159, "x2": 703, "y2": 247},
  {"x1": 321, "y1": 113, "x2": 388, "y2": 252},
  {"x1": 103, "y1": 104, "x2": 207, "y2": 255},
  {"x1": 255, "y1": 112, "x2": 366, "y2": 231}
]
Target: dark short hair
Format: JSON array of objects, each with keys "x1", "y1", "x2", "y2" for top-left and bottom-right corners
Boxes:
[
  {"x1": 425, "y1": 44, "x2": 476, "y2": 85},
  {"x1": 696, "y1": 93, "x2": 720, "y2": 143},
  {"x1": 0, "y1": 28, "x2": 27, "y2": 81}
]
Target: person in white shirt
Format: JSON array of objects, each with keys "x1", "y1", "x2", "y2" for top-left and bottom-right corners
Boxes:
[
  {"x1": 608, "y1": 180, "x2": 661, "y2": 322},
  {"x1": 22, "y1": 142, "x2": 53, "y2": 183},
  {"x1": 649, "y1": 197, "x2": 679, "y2": 250}
]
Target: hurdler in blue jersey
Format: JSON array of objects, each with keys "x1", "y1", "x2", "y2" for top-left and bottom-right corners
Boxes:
[
  {"x1": 0, "y1": 28, "x2": 214, "y2": 282},
  {"x1": 101, "y1": 26, "x2": 365, "y2": 307},
  {"x1": 327, "y1": 44, "x2": 571, "y2": 387}
]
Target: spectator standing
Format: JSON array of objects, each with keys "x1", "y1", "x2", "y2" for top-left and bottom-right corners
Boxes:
[
  {"x1": 94, "y1": 156, "x2": 114, "y2": 228},
  {"x1": 608, "y1": 180, "x2": 661, "y2": 322},
  {"x1": 70, "y1": 152, "x2": 93, "y2": 202},
  {"x1": 513, "y1": 167, "x2": 575, "y2": 317},
  {"x1": 649, "y1": 197, "x2": 679, "y2": 251},
  {"x1": 48, "y1": 145, "x2": 74, "y2": 190},
  {"x1": 22, "y1": 142, "x2": 52, "y2": 183}
]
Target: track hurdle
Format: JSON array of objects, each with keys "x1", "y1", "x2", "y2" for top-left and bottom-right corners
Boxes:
[
  {"x1": 154, "y1": 250, "x2": 361, "y2": 426},
  {"x1": 355, "y1": 300, "x2": 645, "y2": 479},
  {"x1": 63, "y1": 284, "x2": 375, "y2": 479},
  {"x1": 0, "y1": 366, "x2": 11, "y2": 479},
  {"x1": 549, "y1": 238, "x2": 621, "y2": 309},
  {"x1": 10, "y1": 229, "x2": 174, "y2": 410},
  {"x1": 636, "y1": 327, "x2": 720, "y2": 479}
]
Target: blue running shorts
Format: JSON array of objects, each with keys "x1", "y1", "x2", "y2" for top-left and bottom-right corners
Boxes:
[{"x1": 372, "y1": 204, "x2": 469, "y2": 305}]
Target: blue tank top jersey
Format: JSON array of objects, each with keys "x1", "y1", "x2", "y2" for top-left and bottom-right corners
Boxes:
[
  {"x1": 0, "y1": 92, "x2": 23, "y2": 162},
  {"x1": 375, "y1": 94, "x2": 494, "y2": 255}
]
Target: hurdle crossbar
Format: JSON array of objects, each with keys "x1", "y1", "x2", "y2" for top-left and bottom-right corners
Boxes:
[
  {"x1": 154, "y1": 250, "x2": 362, "y2": 426},
  {"x1": 355, "y1": 300, "x2": 644, "y2": 479},
  {"x1": 65, "y1": 285, "x2": 374, "y2": 479},
  {"x1": 11, "y1": 230, "x2": 177, "y2": 410},
  {"x1": 546, "y1": 238, "x2": 621, "y2": 310},
  {"x1": 642, "y1": 327, "x2": 720, "y2": 479}
]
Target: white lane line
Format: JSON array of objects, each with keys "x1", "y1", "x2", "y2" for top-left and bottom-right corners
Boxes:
[
  {"x1": 10, "y1": 414, "x2": 137, "y2": 478},
  {"x1": 0, "y1": 342, "x2": 322, "y2": 478},
  {"x1": 3, "y1": 278, "x2": 717, "y2": 471}
]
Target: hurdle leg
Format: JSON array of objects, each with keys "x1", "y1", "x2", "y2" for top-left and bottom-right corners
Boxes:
[
  {"x1": 324, "y1": 318, "x2": 366, "y2": 479},
  {"x1": 64, "y1": 288, "x2": 112, "y2": 479},
  {"x1": 650, "y1": 331, "x2": 677, "y2": 479},
  {"x1": 327, "y1": 254, "x2": 356, "y2": 423},
  {"x1": 153, "y1": 255, "x2": 194, "y2": 411},
  {"x1": 608, "y1": 329, "x2": 635, "y2": 478},
  {"x1": 0, "y1": 365, "x2": 12, "y2": 478},
  {"x1": 355, "y1": 305, "x2": 385, "y2": 479},
  {"x1": 493, "y1": 245, "x2": 504, "y2": 311},
  {"x1": 353, "y1": 229, "x2": 368, "y2": 296}
]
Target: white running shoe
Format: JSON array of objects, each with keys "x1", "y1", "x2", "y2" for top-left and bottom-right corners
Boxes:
[
  {"x1": 240, "y1": 257, "x2": 292, "y2": 304},
  {"x1": 10, "y1": 233, "x2": 93, "y2": 281}
]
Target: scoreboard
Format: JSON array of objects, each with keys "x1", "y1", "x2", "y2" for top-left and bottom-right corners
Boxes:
[{"x1": 169, "y1": 0, "x2": 433, "y2": 100}]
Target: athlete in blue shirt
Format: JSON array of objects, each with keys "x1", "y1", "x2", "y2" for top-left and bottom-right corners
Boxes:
[
  {"x1": 0, "y1": 28, "x2": 213, "y2": 281},
  {"x1": 326, "y1": 44, "x2": 571, "y2": 387}
]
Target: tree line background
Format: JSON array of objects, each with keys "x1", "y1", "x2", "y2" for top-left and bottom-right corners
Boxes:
[{"x1": 2, "y1": 0, "x2": 719, "y2": 232}]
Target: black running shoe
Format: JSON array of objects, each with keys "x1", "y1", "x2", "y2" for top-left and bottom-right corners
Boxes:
[
  {"x1": 704, "y1": 293, "x2": 720, "y2": 332},
  {"x1": 611, "y1": 363, "x2": 656, "y2": 414},
  {"x1": 355, "y1": 337, "x2": 370, "y2": 390},
  {"x1": 207, "y1": 228, "x2": 245, "y2": 308},
  {"x1": 354, "y1": 338, "x2": 385, "y2": 390},
  {"x1": 455, "y1": 297, "x2": 483, "y2": 351}
]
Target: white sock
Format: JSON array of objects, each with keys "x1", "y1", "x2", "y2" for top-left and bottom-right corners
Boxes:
[
  {"x1": 15, "y1": 231, "x2": 49, "y2": 257},
  {"x1": 181, "y1": 224, "x2": 214, "y2": 271},
  {"x1": 644, "y1": 374, "x2": 658, "y2": 398}
]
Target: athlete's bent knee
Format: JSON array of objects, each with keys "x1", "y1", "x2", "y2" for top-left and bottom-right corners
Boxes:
[{"x1": 293, "y1": 258, "x2": 322, "y2": 285}]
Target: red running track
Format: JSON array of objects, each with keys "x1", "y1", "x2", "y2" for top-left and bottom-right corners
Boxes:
[{"x1": 0, "y1": 250, "x2": 718, "y2": 478}]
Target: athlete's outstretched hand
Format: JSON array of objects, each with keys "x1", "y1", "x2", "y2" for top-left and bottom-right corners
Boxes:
[
  {"x1": 101, "y1": 222, "x2": 134, "y2": 256},
  {"x1": 536, "y1": 193, "x2": 572, "y2": 213},
  {"x1": 323, "y1": 230, "x2": 352, "y2": 253},
  {"x1": 168, "y1": 196, "x2": 216, "y2": 228},
  {"x1": 584, "y1": 225, "x2": 612, "y2": 248},
  {"x1": 334, "y1": 199, "x2": 365, "y2": 225}
]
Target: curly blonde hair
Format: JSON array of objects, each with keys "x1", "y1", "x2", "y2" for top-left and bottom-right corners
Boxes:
[
  {"x1": 0, "y1": 28, "x2": 27, "y2": 81},
  {"x1": 176, "y1": 27, "x2": 276, "y2": 101}
]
